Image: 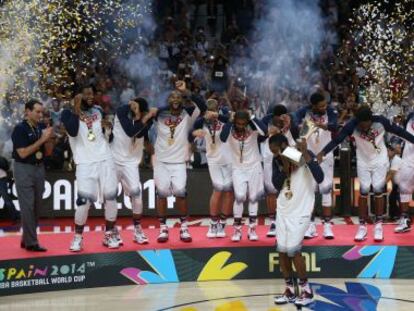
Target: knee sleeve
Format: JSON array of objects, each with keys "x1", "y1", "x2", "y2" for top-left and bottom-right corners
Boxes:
[
  {"x1": 104, "y1": 200, "x2": 118, "y2": 222},
  {"x1": 131, "y1": 196, "x2": 143, "y2": 215},
  {"x1": 233, "y1": 201, "x2": 244, "y2": 218},
  {"x1": 75, "y1": 197, "x2": 90, "y2": 226},
  {"x1": 322, "y1": 192, "x2": 332, "y2": 207},
  {"x1": 248, "y1": 201, "x2": 258, "y2": 217}
]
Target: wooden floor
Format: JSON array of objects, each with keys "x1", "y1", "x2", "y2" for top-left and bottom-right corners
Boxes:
[{"x1": 1, "y1": 279, "x2": 414, "y2": 310}]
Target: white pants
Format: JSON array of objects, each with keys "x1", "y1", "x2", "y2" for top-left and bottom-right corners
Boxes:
[
  {"x1": 398, "y1": 163, "x2": 414, "y2": 203},
  {"x1": 208, "y1": 163, "x2": 233, "y2": 192},
  {"x1": 263, "y1": 161, "x2": 277, "y2": 194},
  {"x1": 154, "y1": 161, "x2": 187, "y2": 198},
  {"x1": 357, "y1": 161, "x2": 389, "y2": 195},
  {"x1": 75, "y1": 159, "x2": 118, "y2": 225},
  {"x1": 76, "y1": 159, "x2": 118, "y2": 202},
  {"x1": 318, "y1": 156, "x2": 334, "y2": 206},
  {"x1": 116, "y1": 163, "x2": 141, "y2": 198},
  {"x1": 276, "y1": 214, "x2": 311, "y2": 257},
  {"x1": 232, "y1": 162, "x2": 265, "y2": 204}
]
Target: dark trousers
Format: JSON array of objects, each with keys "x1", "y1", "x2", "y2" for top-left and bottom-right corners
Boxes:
[
  {"x1": 13, "y1": 162, "x2": 45, "y2": 247},
  {"x1": 0, "y1": 177, "x2": 20, "y2": 220}
]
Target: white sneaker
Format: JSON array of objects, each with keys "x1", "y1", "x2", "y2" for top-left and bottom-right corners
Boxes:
[
  {"x1": 395, "y1": 217, "x2": 411, "y2": 233},
  {"x1": 180, "y1": 226, "x2": 192, "y2": 242},
  {"x1": 248, "y1": 224, "x2": 259, "y2": 241},
  {"x1": 323, "y1": 222, "x2": 334, "y2": 239},
  {"x1": 274, "y1": 287, "x2": 296, "y2": 305},
  {"x1": 103, "y1": 231, "x2": 120, "y2": 249},
  {"x1": 112, "y1": 227, "x2": 123, "y2": 245},
  {"x1": 157, "y1": 225, "x2": 169, "y2": 243},
  {"x1": 69, "y1": 234, "x2": 83, "y2": 252},
  {"x1": 295, "y1": 289, "x2": 314, "y2": 306},
  {"x1": 374, "y1": 223, "x2": 384, "y2": 242},
  {"x1": 206, "y1": 222, "x2": 218, "y2": 238},
  {"x1": 216, "y1": 221, "x2": 226, "y2": 238},
  {"x1": 231, "y1": 226, "x2": 242, "y2": 242},
  {"x1": 354, "y1": 224, "x2": 367, "y2": 241},
  {"x1": 304, "y1": 222, "x2": 318, "y2": 239},
  {"x1": 266, "y1": 222, "x2": 276, "y2": 237},
  {"x1": 134, "y1": 225, "x2": 149, "y2": 244}
]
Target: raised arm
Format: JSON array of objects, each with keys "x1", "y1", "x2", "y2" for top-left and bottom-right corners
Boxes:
[
  {"x1": 249, "y1": 116, "x2": 268, "y2": 136},
  {"x1": 116, "y1": 105, "x2": 145, "y2": 138},
  {"x1": 327, "y1": 107, "x2": 338, "y2": 132},
  {"x1": 61, "y1": 109, "x2": 80, "y2": 137},
  {"x1": 220, "y1": 122, "x2": 233, "y2": 142},
  {"x1": 376, "y1": 115, "x2": 414, "y2": 144}
]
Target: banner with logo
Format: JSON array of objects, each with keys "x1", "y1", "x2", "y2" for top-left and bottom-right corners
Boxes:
[{"x1": 0, "y1": 245, "x2": 411, "y2": 296}]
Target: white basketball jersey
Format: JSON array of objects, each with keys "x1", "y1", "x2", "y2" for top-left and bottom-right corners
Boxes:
[
  {"x1": 154, "y1": 107, "x2": 200, "y2": 163},
  {"x1": 202, "y1": 120, "x2": 231, "y2": 165},
  {"x1": 110, "y1": 115, "x2": 144, "y2": 166},
  {"x1": 402, "y1": 116, "x2": 414, "y2": 167},
  {"x1": 68, "y1": 107, "x2": 112, "y2": 165},
  {"x1": 227, "y1": 127, "x2": 262, "y2": 169}
]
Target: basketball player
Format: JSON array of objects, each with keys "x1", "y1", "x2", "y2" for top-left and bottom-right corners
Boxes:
[
  {"x1": 61, "y1": 85, "x2": 119, "y2": 252},
  {"x1": 220, "y1": 110, "x2": 267, "y2": 241},
  {"x1": 153, "y1": 81, "x2": 206, "y2": 243},
  {"x1": 110, "y1": 98, "x2": 157, "y2": 244},
  {"x1": 393, "y1": 112, "x2": 414, "y2": 233},
  {"x1": 293, "y1": 92, "x2": 338, "y2": 239},
  {"x1": 318, "y1": 105, "x2": 414, "y2": 241},
  {"x1": 270, "y1": 134, "x2": 324, "y2": 307},
  {"x1": 192, "y1": 99, "x2": 233, "y2": 238},
  {"x1": 260, "y1": 105, "x2": 299, "y2": 237}
]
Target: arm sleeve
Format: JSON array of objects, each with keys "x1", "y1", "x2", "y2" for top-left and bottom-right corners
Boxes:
[
  {"x1": 136, "y1": 120, "x2": 153, "y2": 138},
  {"x1": 327, "y1": 107, "x2": 339, "y2": 132},
  {"x1": 183, "y1": 94, "x2": 207, "y2": 116},
  {"x1": 116, "y1": 105, "x2": 145, "y2": 137},
  {"x1": 220, "y1": 122, "x2": 232, "y2": 142},
  {"x1": 292, "y1": 106, "x2": 308, "y2": 126},
  {"x1": 272, "y1": 158, "x2": 287, "y2": 192},
  {"x1": 250, "y1": 117, "x2": 267, "y2": 136},
  {"x1": 377, "y1": 115, "x2": 414, "y2": 144},
  {"x1": 322, "y1": 119, "x2": 356, "y2": 155},
  {"x1": 306, "y1": 151, "x2": 324, "y2": 184},
  {"x1": 61, "y1": 109, "x2": 80, "y2": 137}
]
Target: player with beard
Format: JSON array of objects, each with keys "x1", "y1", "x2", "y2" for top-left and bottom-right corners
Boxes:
[
  {"x1": 270, "y1": 134, "x2": 324, "y2": 307},
  {"x1": 318, "y1": 105, "x2": 414, "y2": 241},
  {"x1": 260, "y1": 105, "x2": 299, "y2": 237},
  {"x1": 153, "y1": 81, "x2": 207, "y2": 243},
  {"x1": 293, "y1": 92, "x2": 338, "y2": 240},
  {"x1": 192, "y1": 99, "x2": 233, "y2": 238},
  {"x1": 110, "y1": 98, "x2": 157, "y2": 244},
  {"x1": 220, "y1": 110, "x2": 267, "y2": 241},
  {"x1": 61, "y1": 85, "x2": 119, "y2": 252},
  {"x1": 393, "y1": 112, "x2": 414, "y2": 233}
]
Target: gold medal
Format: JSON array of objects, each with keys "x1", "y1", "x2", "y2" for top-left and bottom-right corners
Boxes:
[
  {"x1": 285, "y1": 190, "x2": 293, "y2": 200},
  {"x1": 87, "y1": 129, "x2": 96, "y2": 141},
  {"x1": 35, "y1": 151, "x2": 43, "y2": 160},
  {"x1": 168, "y1": 137, "x2": 175, "y2": 145}
]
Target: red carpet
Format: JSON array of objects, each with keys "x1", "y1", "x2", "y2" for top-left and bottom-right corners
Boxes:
[{"x1": 1, "y1": 224, "x2": 413, "y2": 261}]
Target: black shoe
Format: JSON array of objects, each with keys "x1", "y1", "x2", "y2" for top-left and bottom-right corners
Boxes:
[
  {"x1": 26, "y1": 244, "x2": 47, "y2": 252},
  {"x1": 20, "y1": 241, "x2": 25, "y2": 249}
]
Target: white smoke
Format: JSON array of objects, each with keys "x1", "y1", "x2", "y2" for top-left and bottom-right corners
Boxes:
[
  {"x1": 232, "y1": 0, "x2": 329, "y2": 109},
  {"x1": 117, "y1": 1, "x2": 171, "y2": 106}
]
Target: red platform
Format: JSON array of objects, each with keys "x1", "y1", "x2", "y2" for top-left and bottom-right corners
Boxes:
[{"x1": 1, "y1": 223, "x2": 413, "y2": 261}]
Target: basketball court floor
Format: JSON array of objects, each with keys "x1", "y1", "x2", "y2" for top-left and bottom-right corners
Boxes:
[{"x1": 1, "y1": 278, "x2": 414, "y2": 311}]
